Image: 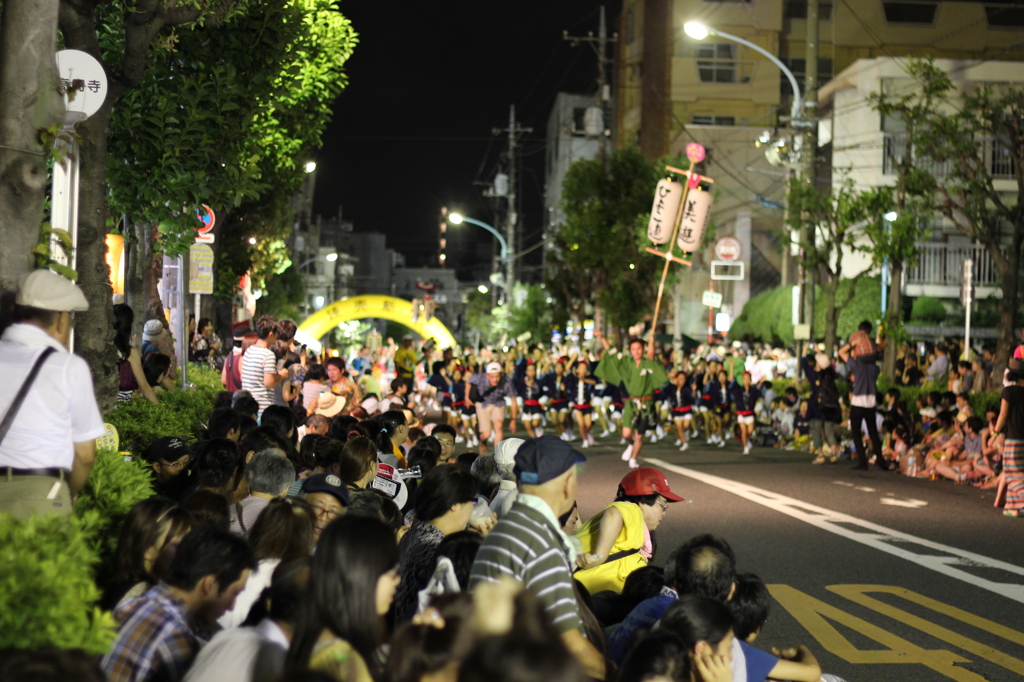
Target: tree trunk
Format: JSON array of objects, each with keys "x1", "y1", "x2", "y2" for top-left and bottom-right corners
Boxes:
[
  {"x1": 823, "y1": 284, "x2": 838, "y2": 355},
  {"x1": 73, "y1": 99, "x2": 118, "y2": 412},
  {"x1": 0, "y1": 0, "x2": 65, "y2": 293},
  {"x1": 992, "y1": 236, "x2": 1022, "y2": 380},
  {"x1": 883, "y1": 259, "x2": 903, "y2": 378}
]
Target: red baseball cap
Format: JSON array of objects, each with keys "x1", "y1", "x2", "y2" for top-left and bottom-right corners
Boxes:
[{"x1": 619, "y1": 467, "x2": 684, "y2": 502}]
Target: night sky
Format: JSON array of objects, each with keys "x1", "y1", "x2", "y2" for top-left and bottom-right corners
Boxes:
[{"x1": 313, "y1": 1, "x2": 618, "y2": 280}]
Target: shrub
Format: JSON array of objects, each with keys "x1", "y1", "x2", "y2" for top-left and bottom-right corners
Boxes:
[
  {"x1": 910, "y1": 296, "x2": 947, "y2": 324},
  {"x1": 0, "y1": 512, "x2": 116, "y2": 653},
  {"x1": 76, "y1": 449, "x2": 155, "y2": 583},
  {"x1": 107, "y1": 364, "x2": 223, "y2": 453}
]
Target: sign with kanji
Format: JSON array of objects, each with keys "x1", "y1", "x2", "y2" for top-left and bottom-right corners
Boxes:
[
  {"x1": 56, "y1": 50, "x2": 107, "y2": 119},
  {"x1": 647, "y1": 179, "x2": 683, "y2": 244},
  {"x1": 189, "y1": 244, "x2": 215, "y2": 295},
  {"x1": 701, "y1": 290, "x2": 723, "y2": 308},
  {"x1": 676, "y1": 189, "x2": 714, "y2": 253}
]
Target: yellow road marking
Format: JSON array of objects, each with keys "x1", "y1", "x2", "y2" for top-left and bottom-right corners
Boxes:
[
  {"x1": 769, "y1": 584, "x2": 983, "y2": 681},
  {"x1": 829, "y1": 585, "x2": 1024, "y2": 675}
]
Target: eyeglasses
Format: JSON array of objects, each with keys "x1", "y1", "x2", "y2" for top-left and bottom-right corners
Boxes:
[
  {"x1": 310, "y1": 504, "x2": 342, "y2": 521},
  {"x1": 656, "y1": 501, "x2": 669, "y2": 512}
]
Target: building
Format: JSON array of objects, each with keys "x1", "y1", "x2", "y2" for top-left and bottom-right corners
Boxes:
[
  {"x1": 615, "y1": 0, "x2": 1024, "y2": 330},
  {"x1": 544, "y1": 92, "x2": 603, "y2": 256},
  {"x1": 391, "y1": 266, "x2": 466, "y2": 337},
  {"x1": 821, "y1": 56, "x2": 1024, "y2": 301}
]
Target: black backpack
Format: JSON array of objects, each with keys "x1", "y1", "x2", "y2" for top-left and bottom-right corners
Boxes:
[{"x1": 818, "y1": 369, "x2": 840, "y2": 409}]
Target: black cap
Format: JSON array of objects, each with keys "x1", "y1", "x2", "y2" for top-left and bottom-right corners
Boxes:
[
  {"x1": 514, "y1": 435, "x2": 586, "y2": 486},
  {"x1": 301, "y1": 473, "x2": 351, "y2": 507},
  {"x1": 144, "y1": 436, "x2": 190, "y2": 464}
]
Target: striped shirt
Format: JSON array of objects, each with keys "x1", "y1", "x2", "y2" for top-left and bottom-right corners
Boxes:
[
  {"x1": 469, "y1": 497, "x2": 583, "y2": 634},
  {"x1": 241, "y1": 345, "x2": 277, "y2": 414}
]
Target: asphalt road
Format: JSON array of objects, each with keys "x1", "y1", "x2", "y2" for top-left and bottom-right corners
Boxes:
[{"x1": 561, "y1": 430, "x2": 1024, "y2": 682}]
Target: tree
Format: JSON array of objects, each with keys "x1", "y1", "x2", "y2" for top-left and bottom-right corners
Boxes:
[
  {"x1": 550, "y1": 148, "x2": 692, "y2": 342},
  {"x1": 867, "y1": 69, "x2": 942, "y2": 377},
  {"x1": 789, "y1": 177, "x2": 890, "y2": 354},
  {"x1": 874, "y1": 58, "x2": 1024, "y2": 377},
  {"x1": 0, "y1": 0, "x2": 66, "y2": 296},
  {"x1": 53, "y1": 0, "x2": 354, "y2": 409}
]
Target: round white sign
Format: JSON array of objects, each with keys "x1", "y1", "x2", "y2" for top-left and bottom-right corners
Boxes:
[
  {"x1": 56, "y1": 49, "x2": 108, "y2": 119},
  {"x1": 714, "y1": 236, "x2": 742, "y2": 262}
]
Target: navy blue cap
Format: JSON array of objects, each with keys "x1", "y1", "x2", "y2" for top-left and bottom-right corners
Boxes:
[
  {"x1": 301, "y1": 473, "x2": 351, "y2": 507},
  {"x1": 514, "y1": 435, "x2": 586, "y2": 486}
]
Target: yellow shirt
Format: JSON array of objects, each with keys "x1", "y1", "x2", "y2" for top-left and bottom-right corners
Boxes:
[
  {"x1": 573, "y1": 501, "x2": 648, "y2": 594},
  {"x1": 309, "y1": 633, "x2": 373, "y2": 682}
]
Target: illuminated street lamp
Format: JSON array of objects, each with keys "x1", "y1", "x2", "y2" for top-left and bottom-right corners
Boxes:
[
  {"x1": 683, "y1": 21, "x2": 803, "y2": 123},
  {"x1": 304, "y1": 161, "x2": 317, "y2": 173},
  {"x1": 298, "y1": 252, "x2": 339, "y2": 269},
  {"x1": 449, "y1": 212, "x2": 512, "y2": 301}
]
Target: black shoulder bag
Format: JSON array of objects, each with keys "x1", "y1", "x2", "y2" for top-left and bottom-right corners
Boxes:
[{"x1": 0, "y1": 347, "x2": 57, "y2": 446}]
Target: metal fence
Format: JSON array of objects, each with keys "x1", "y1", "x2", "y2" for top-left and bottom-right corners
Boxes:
[
  {"x1": 883, "y1": 134, "x2": 1015, "y2": 179},
  {"x1": 905, "y1": 243, "x2": 1001, "y2": 286}
]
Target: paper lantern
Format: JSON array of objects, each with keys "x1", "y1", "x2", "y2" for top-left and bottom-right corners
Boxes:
[
  {"x1": 647, "y1": 179, "x2": 683, "y2": 244},
  {"x1": 676, "y1": 190, "x2": 714, "y2": 253}
]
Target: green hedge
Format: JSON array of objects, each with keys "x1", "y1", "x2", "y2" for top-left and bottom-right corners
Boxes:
[
  {"x1": 0, "y1": 512, "x2": 117, "y2": 652},
  {"x1": 107, "y1": 364, "x2": 223, "y2": 453}
]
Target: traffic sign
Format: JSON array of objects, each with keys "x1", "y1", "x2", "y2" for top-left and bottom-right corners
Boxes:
[
  {"x1": 714, "y1": 236, "x2": 742, "y2": 262},
  {"x1": 56, "y1": 50, "x2": 107, "y2": 119},
  {"x1": 702, "y1": 290, "x2": 723, "y2": 308},
  {"x1": 195, "y1": 205, "x2": 215, "y2": 244},
  {"x1": 189, "y1": 244, "x2": 215, "y2": 294}
]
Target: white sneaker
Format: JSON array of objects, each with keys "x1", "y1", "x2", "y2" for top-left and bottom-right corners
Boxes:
[
  {"x1": 455, "y1": 436, "x2": 464, "y2": 444},
  {"x1": 588, "y1": 434, "x2": 596, "y2": 446},
  {"x1": 581, "y1": 440, "x2": 589, "y2": 449},
  {"x1": 621, "y1": 445, "x2": 634, "y2": 461},
  {"x1": 717, "y1": 439, "x2": 726, "y2": 448},
  {"x1": 656, "y1": 425, "x2": 666, "y2": 439},
  {"x1": 743, "y1": 445, "x2": 750, "y2": 455},
  {"x1": 679, "y1": 441, "x2": 689, "y2": 452},
  {"x1": 600, "y1": 430, "x2": 611, "y2": 438},
  {"x1": 628, "y1": 458, "x2": 640, "y2": 469}
]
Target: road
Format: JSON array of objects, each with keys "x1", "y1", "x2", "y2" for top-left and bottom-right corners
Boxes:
[{"x1": 551, "y1": 430, "x2": 1024, "y2": 682}]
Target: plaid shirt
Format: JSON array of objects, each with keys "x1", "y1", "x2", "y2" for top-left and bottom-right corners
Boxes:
[{"x1": 101, "y1": 583, "x2": 197, "y2": 682}]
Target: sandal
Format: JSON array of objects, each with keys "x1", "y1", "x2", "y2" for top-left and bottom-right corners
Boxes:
[
  {"x1": 1003, "y1": 510, "x2": 1020, "y2": 517},
  {"x1": 828, "y1": 455, "x2": 839, "y2": 464},
  {"x1": 812, "y1": 455, "x2": 826, "y2": 465}
]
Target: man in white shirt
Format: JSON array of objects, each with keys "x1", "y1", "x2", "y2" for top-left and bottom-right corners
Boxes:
[{"x1": 0, "y1": 270, "x2": 105, "y2": 517}]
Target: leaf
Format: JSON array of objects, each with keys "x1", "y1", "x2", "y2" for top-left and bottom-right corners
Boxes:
[{"x1": 49, "y1": 264, "x2": 79, "y2": 281}]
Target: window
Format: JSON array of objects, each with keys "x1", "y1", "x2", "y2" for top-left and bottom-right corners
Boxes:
[
  {"x1": 626, "y1": 10, "x2": 635, "y2": 44},
  {"x1": 696, "y1": 43, "x2": 737, "y2": 83},
  {"x1": 572, "y1": 108, "x2": 587, "y2": 135},
  {"x1": 783, "y1": 1, "x2": 833, "y2": 19},
  {"x1": 986, "y1": 5, "x2": 1024, "y2": 27},
  {"x1": 691, "y1": 115, "x2": 736, "y2": 126},
  {"x1": 882, "y1": 2, "x2": 937, "y2": 24},
  {"x1": 778, "y1": 58, "x2": 833, "y2": 95}
]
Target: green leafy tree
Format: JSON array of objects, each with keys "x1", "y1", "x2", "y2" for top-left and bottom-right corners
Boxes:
[
  {"x1": 873, "y1": 58, "x2": 1024, "y2": 377},
  {"x1": 550, "y1": 148, "x2": 693, "y2": 343},
  {"x1": 789, "y1": 177, "x2": 891, "y2": 354}
]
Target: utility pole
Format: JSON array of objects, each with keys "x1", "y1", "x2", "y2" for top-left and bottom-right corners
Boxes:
[
  {"x1": 798, "y1": 0, "x2": 819, "y2": 340},
  {"x1": 494, "y1": 105, "x2": 532, "y2": 298},
  {"x1": 564, "y1": 5, "x2": 618, "y2": 165}
]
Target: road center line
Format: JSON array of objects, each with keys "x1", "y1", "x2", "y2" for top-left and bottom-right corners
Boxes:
[{"x1": 644, "y1": 458, "x2": 1024, "y2": 605}]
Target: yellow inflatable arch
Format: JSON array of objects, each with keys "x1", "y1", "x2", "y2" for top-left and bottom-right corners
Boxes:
[{"x1": 297, "y1": 295, "x2": 459, "y2": 351}]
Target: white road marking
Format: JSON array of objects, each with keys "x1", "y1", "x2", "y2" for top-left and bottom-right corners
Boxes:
[
  {"x1": 854, "y1": 486, "x2": 877, "y2": 492},
  {"x1": 880, "y1": 498, "x2": 929, "y2": 508},
  {"x1": 645, "y1": 458, "x2": 1024, "y2": 604}
]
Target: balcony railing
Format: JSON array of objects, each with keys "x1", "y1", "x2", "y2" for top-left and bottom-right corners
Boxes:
[
  {"x1": 883, "y1": 134, "x2": 1015, "y2": 179},
  {"x1": 904, "y1": 242, "x2": 1001, "y2": 287}
]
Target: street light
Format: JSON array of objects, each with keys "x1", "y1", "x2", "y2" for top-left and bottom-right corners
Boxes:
[
  {"x1": 448, "y1": 212, "x2": 512, "y2": 299},
  {"x1": 298, "y1": 252, "x2": 339, "y2": 270},
  {"x1": 304, "y1": 161, "x2": 317, "y2": 173},
  {"x1": 478, "y1": 284, "x2": 489, "y2": 294},
  {"x1": 683, "y1": 21, "x2": 803, "y2": 123},
  {"x1": 884, "y1": 211, "x2": 898, "y2": 222}
]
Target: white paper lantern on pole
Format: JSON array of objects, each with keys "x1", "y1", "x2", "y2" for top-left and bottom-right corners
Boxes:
[
  {"x1": 647, "y1": 179, "x2": 683, "y2": 244},
  {"x1": 676, "y1": 189, "x2": 714, "y2": 253}
]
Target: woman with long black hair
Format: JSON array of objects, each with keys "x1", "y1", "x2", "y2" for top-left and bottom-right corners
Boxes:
[
  {"x1": 113, "y1": 304, "x2": 159, "y2": 404},
  {"x1": 286, "y1": 516, "x2": 401, "y2": 681}
]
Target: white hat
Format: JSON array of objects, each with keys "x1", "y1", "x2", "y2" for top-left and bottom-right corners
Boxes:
[
  {"x1": 493, "y1": 438, "x2": 525, "y2": 468},
  {"x1": 143, "y1": 320, "x2": 166, "y2": 341},
  {"x1": 315, "y1": 393, "x2": 347, "y2": 418},
  {"x1": 16, "y1": 270, "x2": 88, "y2": 312},
  {"x1": 486, "y1": 362, "x2": 502, "y2": 374}
]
